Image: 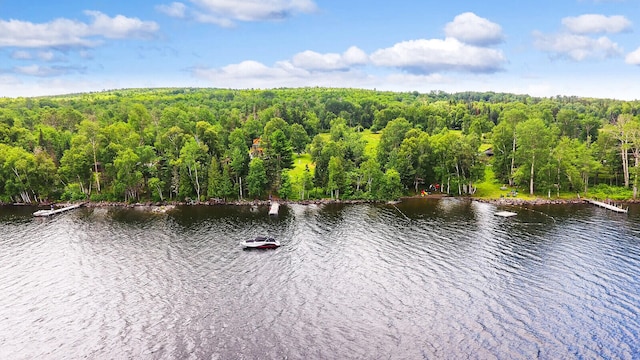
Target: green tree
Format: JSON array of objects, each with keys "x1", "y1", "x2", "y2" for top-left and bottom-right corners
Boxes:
[
  {"x1": 31, "y1": 148, "x2": 58, "y2": 201},
  {"x1": 128, "y1": 103, "x2": 153, "y2": 145},
  {"x1": 300, "y1": 164, "x2": 313, "y2": 200},
  {"x1": 76, "y1": 120, "x2": 104, "y2": 193},
  {"x1": 220, "y1": 163, "x2": 235, "y2": 200},
  {"x1": 289, "y1": 123, "x2": 310, "y2": 154},
  {"x1": 148, "y1": 177, "x2": 165, "y2": 202},
  {"x1": 207, "y1": 155, "x2": 223, "y2": 199},
  {"x1": 247, "y1": 157, "x2": 267, "y2": 198},
  {"x1": 58, "y1": 136, "x2": 94, "y2": 196},
  {"x1": 327, "y1": 156, "x2": 346, "y2": 200},
  {"x1": 278, "y1": 170, "x2": 292, "y2": 199},
  {"x1": 377, "y1": 117, "x2": 412, "y2": 167},
  {"x1": 491, "y1": 109, "x2": 527, "y2": 186},
  {"x1": 379, "y1": 168, "x2": 403, "y2": 200},
  {"x1": 264, "y1": 129, "x2": 293, "y2": 186},
  {"x1": 225, "y1": 128, "x2": 250, "y2": 199},
  {"x1": 359, "y1": 157, "x2": 383, "y2": 199},
  {"x1": 113, "y1": 148, "x2": 143, "y2": 202},
  {"x1": 176, "y1": 137, "x2": 208, "y2": 201},
  {"x1": 515, "y1": 118, "x2": 553, "y2": 195}
]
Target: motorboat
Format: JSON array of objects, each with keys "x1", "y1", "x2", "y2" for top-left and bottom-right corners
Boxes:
[{"x1": 241, "y1": 236, "x2": 280, "y2": 249}]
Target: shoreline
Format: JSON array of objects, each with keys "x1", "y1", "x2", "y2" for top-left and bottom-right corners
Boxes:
[{"x1": 3, "y1": 195, "x2": 638, "y2": 209}]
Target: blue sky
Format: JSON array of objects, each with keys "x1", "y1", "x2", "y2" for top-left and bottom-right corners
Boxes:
[{"x1": 1, "y1": 0, "x2": 640, "y2": 99}]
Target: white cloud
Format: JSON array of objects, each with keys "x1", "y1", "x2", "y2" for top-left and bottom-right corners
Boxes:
[
  {"x1": 0, "y1": 18, "x2": 95, "y2": 48},
  {"x1": 156, "y1": 2, "x2": 187, "y2": 18},
  {"x1": 11, "y1": 50, "x2": 32, "y2": 60},
  {"x1": 0, "y1": 11, "x2": 159, "y2": 48},
  {"x1": 192, "y1": 60, "x2": 371, "y2": 88},
  {"x1": 191, "y1": 13, "x2": 236, "y2": 27},
  {"x1": 193, "y1": 46, "x2": 369, "y2": 86},
  {"x1": 625, "y1": 47, "x2": 640, "y2": 65},
  {"x1": 0, "y1": 75, "x2": 21, "y2": 86},
  {"x1": 370, "y1": 37, "x2": 506, "y2": 74},
  {"x1": 533, "y1": 31, "x2": 622, "y2": 60},
  {"x1": 444, "y1": 12, "x2": 504, "y2": 46},
  {"x1": 0, "y1": 76, "x2": 125, "y2": 97},
  {"x1": 186, "y1": 0, "x2": 317, "y2": 25},
  {"x1": 291, "y1": 46, "x2": 368, "y2": 71},
  {"x1": 14, "y1": 65, "x2": 48, "y2": 76},
  {"x1": 192, "y1": 11, "x2": 507, "y2": 90},
  {"x1": 83, "y1": 11, "x2": 159, "y2": 39},
  {"x1": 13, "y1": 64, "x2": 85, "y2": 77},
  {"x1": 38, "y1": 51, "x2": 56, "y2": 61},
  {"x1": 562, "y1": 14, "x2": 632, "y2": 34}
]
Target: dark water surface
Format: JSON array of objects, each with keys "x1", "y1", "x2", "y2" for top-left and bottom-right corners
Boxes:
[{"x1": 1, "y1": 199, "x2": 639, "y2": 359}]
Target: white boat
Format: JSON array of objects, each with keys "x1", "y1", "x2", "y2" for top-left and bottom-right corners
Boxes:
[{"x1": 241, "y1": 236, "x2": 280, "y2": 249}]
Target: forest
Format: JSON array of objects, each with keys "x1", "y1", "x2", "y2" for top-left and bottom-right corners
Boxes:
[{"x1": 0, "y1": 87, "x2": 639, "y2": 204}]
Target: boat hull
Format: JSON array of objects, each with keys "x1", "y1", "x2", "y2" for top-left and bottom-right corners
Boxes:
[
  {"x1": 241, "y1": 237, "x2": 280, "y2": 249},
  {"x1": 242, "y1": 243, "x2": 280, "y2": 249}
]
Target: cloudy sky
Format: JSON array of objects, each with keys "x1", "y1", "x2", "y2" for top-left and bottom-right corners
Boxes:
[{"x1": 1, "y1": 0, "x2": 640, "y2": 99}]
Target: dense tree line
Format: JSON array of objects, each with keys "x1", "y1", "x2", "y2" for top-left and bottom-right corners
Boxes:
[{"x1": 0, "y1": 88, "x2": 639, "y2": 203}]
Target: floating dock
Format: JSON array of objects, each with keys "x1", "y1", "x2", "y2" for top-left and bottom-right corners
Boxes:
[
  {"x1": 586, "y1": 199, "x2": 628, "y2": 213},
  {"x1": 269, "y1": 201, "x2": 280, "y2": 216},
  {"x1": 495, "y1": 211, "x2": 517, "y2": 217},
  {"x1": 33, "y1": 203, "x2": 83, "y2": 217}
]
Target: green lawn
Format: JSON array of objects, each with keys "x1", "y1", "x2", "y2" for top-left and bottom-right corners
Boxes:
[
  {"x1": 473, "y1": 166, "x2": 502, "y2": 198},
  {"x1": 473, "y1": 166, "x2": 536, "y2": 200},
  {"x1": 286, "y1": 130, "x2": 380, "y2": 199},
  {"x1": 289, "y1": 153, "x2": 314, "y2": 179},
  {"x1": 361, "y1": 129, "x2": 380, "y2": 158}
]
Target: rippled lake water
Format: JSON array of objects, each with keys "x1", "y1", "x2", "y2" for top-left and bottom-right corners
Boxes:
[{"x1": 1, "y1": 199, "x2": 639, "y2": 359}]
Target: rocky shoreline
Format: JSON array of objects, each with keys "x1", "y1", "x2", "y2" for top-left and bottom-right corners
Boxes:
[
  {"x1": 4, "y1": 195, "x2": 638, "y2": 210},
  {"x1": 473, "y1": 198, "x2": 588, "y2": 206}
]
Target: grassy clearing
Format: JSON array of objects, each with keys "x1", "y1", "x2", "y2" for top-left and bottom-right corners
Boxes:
[
  {"x1": 361, "y1": 129, "x2": 380, "y2": 158},
  {"x1": 473, "y1": 166, "x2": 537, "y2": 200},
  {"x1": 473, "y1": 166, "x2": 503, "y2": 198},
  {"x1": 289, "y1": 153, "x2": 314, "y2": 179},
  {"x1": 285, "y1": 153, "x2": 314, "y2": 200}
]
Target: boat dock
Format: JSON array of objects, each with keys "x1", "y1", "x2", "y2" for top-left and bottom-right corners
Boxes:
[
  {"x1": 269, "y1": 201, "x2": 280, "y2": 216},
  {"x1": 33, "y1": 203, "x2": 83, "y2": 217},
  {"x1": 495, "y1": 211, "x2": 517, "y2": 217},
  {"x1": 586, "y1": 199, "x2": 628, "y2": 213}
]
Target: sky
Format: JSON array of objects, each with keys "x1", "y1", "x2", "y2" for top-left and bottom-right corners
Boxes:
[{"x1": 1, "y1": 0, "x2": 640, "y2": 99}]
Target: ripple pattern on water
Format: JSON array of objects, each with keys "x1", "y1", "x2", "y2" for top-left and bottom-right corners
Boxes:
[{"x1": 0, "y1": 201, "x2": 639, "y2": 359}]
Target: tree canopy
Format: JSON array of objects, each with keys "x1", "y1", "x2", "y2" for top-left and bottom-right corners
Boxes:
[{"x1": 0, "y1": 87, "x2": 638, "y2": 203}]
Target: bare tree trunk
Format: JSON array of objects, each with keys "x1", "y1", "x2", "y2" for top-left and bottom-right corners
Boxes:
[
  {"x1": 455, "y1": 163, "x2": 461, "y2": 195},
  {"x1": 634, "y1": 155, "x2": 639, "y2": 199},
  {"x1": 529, "y1": 154, "x2": 535, "y2": 195},
  {"x1": 155, "y1": 184, "x2": 164, "y2": 202},
  {"x1": 92, "y1": 141, "x2": 100, "y2": 192},
  {"x1": 510, "y1": 131, "x2": 517, "y2": 186},
  {"x1": 622, "y1": 147, "x2": 629, "y2": 188},
  {"x1": 194, "y1": 165, "x2": 200, "y2": 201}
]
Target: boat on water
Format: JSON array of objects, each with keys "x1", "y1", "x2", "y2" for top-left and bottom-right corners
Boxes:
[{"x1": 241, "y1": 236, "x2": 280, "y2": 249}]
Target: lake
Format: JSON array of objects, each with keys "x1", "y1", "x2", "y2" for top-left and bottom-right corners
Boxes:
[{"x1": 1, "y1": 199, "x2": 639, "y2": 359}]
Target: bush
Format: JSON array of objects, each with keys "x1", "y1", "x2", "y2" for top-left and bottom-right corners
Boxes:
[
  {"x1": 588, "y1": 184, "x2": 633, "y2": 200},
  {"x1": 89, "y1": 193, "x2": 109, "y2": 202},
  {"x1": 60, "y1": 184, "x2": 87, "y2": 201}
]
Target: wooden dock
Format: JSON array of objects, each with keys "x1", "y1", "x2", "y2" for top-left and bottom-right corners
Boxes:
[
  {"x1": 269, "y1": 201, "x2": 280, "y2": 216},
  {"x1": 586, "y1": 199, "x2": 628, "y2": 213},
  {"x1": 33, "y1": 203, "x2": 83, "y2": 217}
]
